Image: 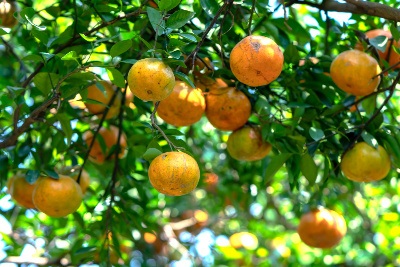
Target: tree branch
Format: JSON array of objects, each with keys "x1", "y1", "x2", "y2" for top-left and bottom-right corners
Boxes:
[{"x1": 287, "y1": 0, "x2": 400, "y2": 22}]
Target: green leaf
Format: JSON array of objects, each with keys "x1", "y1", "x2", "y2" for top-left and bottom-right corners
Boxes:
[
  {"x1": 157, "y1": 0, "x2": 180, "y2": 12},
  {"x1": 139, "y1": 36, "x2": 153, "y2": 49},
  {"x1": 163, "y1": 129, "x2": 184, "y2": 136},
  {"x1": 33, "y1": 73, "x2": 60, "y2": 95},
  {"x1": 56, "y1": 114, "x2": 73, "y2": 146},
  {"x1": 174, "y1": 71, "x2": 195, "y2": 88},
  {"x1": 361, "y1": 131, "x2": 378, "y2": 148},
  {"x1": 79, "y1": 33, "x2": 97, "y2": 42},
  {"x1": 284, "y1": 43, "x2": 300, "y2": 64},
  {"x1": 265, "y1": 153, "x2": 292, "y2": 183},
  {"x1": 61, "y1": 51, "x2": 79, "y2": 63},
  {"x1": 300, "y1": 153, "x2": 318, "y2": 186},
  {"x1": 143, "y1": 148, "x2": 162, "y2": 162},
  {"x1": 147, "y1": 6, "x2": 165, "y2": 36},
  {"x1": 26, "y1": 170, "x2": 40, "y2": 184},
  {"x1": 369, "y1": 36, "x2": 389, "y2": 53},
  {"x1": 200, "y1": 0, "x2": 220, "y2": 18},
  {"x1": 175, "y1": 33, "x2": 200, "y2": 42},
  {"x1": 121, "y1": 59, "x2": 138, "y2": 64},
  {"x1": 44, "y1": 169, "x2": 59, "y2": 179},
  {"x1": 390, "y1": 24, "x2": 400, "y2": 41},
  {"x1": 0, "y1": 28, "x2": 6, "y2": 36},
  {"x1": 166, "y1": 10, "x2": 195, "y2": 30},
  {"x1": 106, "y1": 68, "x2": 125, "y2": 88},
  {"x1": 23, "y1": 54, "x2": 44, "y2": 63},
  {"x1": 110, "y1": 39, "x2": 132, "y2": 58},
  {"x1": 309, "y1": 127, "x2": 325, "y2": 141}
]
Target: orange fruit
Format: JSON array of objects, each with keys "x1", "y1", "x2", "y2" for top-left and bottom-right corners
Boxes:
[
  {"x1": 341, "y1": 142, "x2": 391, "y2": 182},
  {"x1": 227, "y1": 125, "x2": 271, "y2": 161},
  {"x1": 148, "y1": 152, "x2": 200, "y2": 196},
  {"x1": 127, "y1": 58, "x2": 175, "y2": 101},
  {"x1": 72, "y1": 169, "x2": 90, "y2": 194},
  {"x1": 183, "y1": 55, "x2": 214, "y2": 79},
  {"x1": 32, "y1": 175, "x2": 83, "y2": 217},
  {"x1": 330, "y1": 50, "x2": 381, "y2": 96},
  {"x1": 230, "y1": 35, "x2": 284, "y2": 87},
  {"x1": 83, "y1": 125, "x2": 127, "y2": 164},
  {"x1": 297, "y1": 208, "x2": 347, "y2": 249},
  {"x1": 7, "y1": 174, "x2": 36, "y2": 209},
  {"x1": 0, "y1": 0, "x2": 17, "y2": 28},
  {"x1": 85, "y1": 81, "x2": 122, "y2": 119},
  {"x1": 157, "y1": 81, "x2": 205, "y2": 127},
  {"x1": 203, "y1": 172, "x2": 218, "y2": 193},
  {"x1": 355, "y1": 29, "x2": 400, "y2": 69},
  {"x1": 205, "y1": 87, "x2": 251, "y2": 131},
  {"x1": 195, "y1": 77, "x2": 228, "y2": 92}
]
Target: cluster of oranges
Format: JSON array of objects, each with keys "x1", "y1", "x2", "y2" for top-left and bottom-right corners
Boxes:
[
  {"x1": 7, "y1": 169, "x2": 90, "y2": 217},
  {"x1": 296, "y1": 28, "x2": 398, "y2": 249}
]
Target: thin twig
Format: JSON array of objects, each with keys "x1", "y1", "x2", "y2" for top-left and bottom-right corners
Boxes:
[
  {"x1": 342, "y1": 71, "x2": 400, "y2": 157},
  {"x1": 151, "y1": 102, "x2": 183, "y2": 151},
  {"x1": 248, "y1": 0, "x2": 257, "y2": 36}
]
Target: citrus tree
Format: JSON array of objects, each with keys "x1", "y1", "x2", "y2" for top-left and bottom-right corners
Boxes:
[{"x1": 1, "y1": 0, "x2": 400, "y2": 266}]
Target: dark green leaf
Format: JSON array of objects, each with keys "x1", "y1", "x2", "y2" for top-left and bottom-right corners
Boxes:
[
  {"x1": 174, "y1": 71, "x2": 195, "y2": 88},
  {"x1": 143, "y1": 148, "x2": 162, "y2": 162},
  {"x1": 26, "y1": 170, "x2": 40, "y2": 184},
  {"x1": 106, "y1": 68, "x2": 125, "y2": 88},
  {"x1": 110, "y1": 39, "x2": 132, "y2": 57},
  {"x1": 265, "y1": 153, "x2": 292, "y2": 182},
  {"x1": 166, "y1": 10, "x2": 195, "y2": 30},
  {"x1": 309, "y1": 127, "x2": 325, "y2": 141},
  {"x1": 33, "y1": 73, "x2": 60, "y2": 95},
  {"x1": 284, "y1": 43, "x2": 301, "y2": 64},
  {"x1": 44, "y1": 169, "x2": 59, "y2": 179},
  {"x1": 369, "y1": 36, "x2": 389, "y2": 53},
  {"x1": 147, "y1": 6, "x2": 165, "y2": 36},
  {"x1": 56, "y1": 114, "x2": 73, "y2": 146},
  {"x1": 157, "y1": 0, "x2": 180, "y2": 12},
  {"x1": 300, "y1": 153, "x2": 318, "y2": 186},
  {"x1": 361, "y1": 131, "x2": 378, "y2": 148}
]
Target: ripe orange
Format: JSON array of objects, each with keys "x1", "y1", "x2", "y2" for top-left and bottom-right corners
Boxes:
[
  {"x1": 148, "y1": 152, "x2": 200, "y2": 196},
  {"x1": 0, "y1": 0, "x2": 17, "y2": 28},
  {"x1": 72, "y1": 169, "x2": 90, "y2": 194},
  {"x1": 127, "y1": 58, "x2": 175, "y2": 101},
  {"x1": 227, "y1": 125, "x2": 271, "y2": 161},
  {"x1": 83, "y1": 125, "x2": 127, "y2": 164},
  {"x1": 7, "y1": 174, "x2": 36, "y2": 209},
  {"x1": 32, "y1": 175, "x2": 83, "y2": 217},
  {"x1": 157, "y1": 81, "x2": 205, "y2": 127},
  {"x1": 355, "y1": 29, "x2": 400, "y2": 69},
  {"x1": 205, "y1": 87, "x2": 251, "y2": 131},
  {"x1": 203, "y1": 172, "x2": 218, "y2": 193},
  {"x1": 195, "y1": 77, "x2": 228, "y2": 92},
  {"x1": 230, "y1": 35, "x2": 284, "y2": 87},
  {"x1": 85, "y1": 81, "x2": 122, "y2": 119},
  {"x1": 330, "y1": 50, "x2": 381, "y2": 96},
  {"x1": 297, "y1": 208, "x2": 347, "y2": 249},
  {"x1": 183, "y1": 55, "x2": 214, "y2": 80},
  {"x1": 341, "y1": 142, "x2": 391, "y2": 182}
]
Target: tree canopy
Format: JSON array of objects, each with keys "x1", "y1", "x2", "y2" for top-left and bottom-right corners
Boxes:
[{"x1": 0, "y1": 0, "x2": 399, "y2": 266}]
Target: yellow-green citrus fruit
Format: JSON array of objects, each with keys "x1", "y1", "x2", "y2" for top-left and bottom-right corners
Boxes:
[
  {"x1": 340, "y1": 142, "x2": 391, "y2": 182},
  {"x1": 127, "y1": 58, "x2": 175, "y2": 101}
]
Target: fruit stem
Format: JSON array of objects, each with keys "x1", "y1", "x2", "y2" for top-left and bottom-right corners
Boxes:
[
  {"x1": 342, "y1": 71, "x2": 400, "y2": 158},
  {"x1": 151, "y1": 101, "x2": 183, "y2": 151}
]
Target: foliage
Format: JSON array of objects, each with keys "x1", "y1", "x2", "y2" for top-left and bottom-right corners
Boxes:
[{"x1": 0, "y1": 0, "x2": 399, "y2": 266}]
